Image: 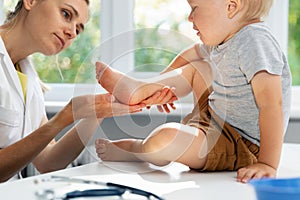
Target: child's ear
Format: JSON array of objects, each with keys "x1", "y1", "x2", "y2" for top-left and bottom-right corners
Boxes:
[
  {"x1": 227, "y1": 0, "x2": 241, "y2": 19},
  {"x1": 23, "y1": 0, "x2": 38, "y2": 11}
]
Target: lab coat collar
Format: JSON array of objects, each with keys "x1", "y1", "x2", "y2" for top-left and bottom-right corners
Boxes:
[
  {"x1": 0, "y1": 36, "x2": 24, "y2": 103},
  {"x1": 19, "y1": 58, "x2": 40, "y2": 106}
]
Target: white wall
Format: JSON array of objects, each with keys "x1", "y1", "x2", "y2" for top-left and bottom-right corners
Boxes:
[
  {"x1": 266, "y1": 0, "x2": 289, "y2": 55},
  {"x1": 100, "y1": 0, "x2": 135, "y2": 72},
  {"x1": 0, "y1": 1, "x2": 4, "y2": 24}
]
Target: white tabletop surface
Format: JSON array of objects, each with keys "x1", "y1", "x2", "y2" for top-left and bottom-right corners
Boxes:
[{"x1": 1, "y1": 143, "x2": 300, "y2": 200}]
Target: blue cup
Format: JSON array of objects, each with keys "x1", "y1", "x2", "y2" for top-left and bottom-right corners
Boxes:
[{"x1": 249, "y1": 177, "x2": 300, "y2": 200}]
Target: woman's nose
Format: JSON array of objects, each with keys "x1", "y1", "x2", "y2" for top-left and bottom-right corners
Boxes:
[{"x1": 65, "y1": 24, "x2": 77, "y2": 39}]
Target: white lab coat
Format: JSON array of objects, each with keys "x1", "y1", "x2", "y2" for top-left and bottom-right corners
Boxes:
[{"x1": 0, "y1": 36, "x2": 46, "y2": 148}]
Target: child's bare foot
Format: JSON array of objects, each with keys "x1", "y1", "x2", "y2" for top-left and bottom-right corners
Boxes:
[
  {"x1": 95, "y1": 138, "x2": 142, "y2": 162},
  {"x1": 95, "y1": 62, "x2": 163, "y2": 105}
]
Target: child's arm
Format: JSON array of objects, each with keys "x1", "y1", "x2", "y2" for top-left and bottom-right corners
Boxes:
[
  {"x1": 161, "y1": 43, "x2": 203, "y2": 74},
  {"x1": 237, "y1": 71, "x2": 284, "y2": 183},
  {"x1": 140, "y1": 86, "x2": 178, "y2": 113},
  {"x1": 148, "y1": 43, "x2": 203, "y2": 112},
  {"x1": 96, "y1": 61, "x2": 198, "y2": 106},
  {"x1": 95, "y1": 44, "x2": 205, "y2": 110}
]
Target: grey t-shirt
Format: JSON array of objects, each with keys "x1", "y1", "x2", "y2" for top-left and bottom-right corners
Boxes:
[{"x1": 199, "y1": 22, "x2": 292, "y2": 146}]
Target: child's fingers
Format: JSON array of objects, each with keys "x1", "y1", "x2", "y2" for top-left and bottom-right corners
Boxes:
[
  {"x1": 158, "y1": 89, "x2": 173, "y2": 103},
  {"x1": 154, "y1": 87, "x2": 177, "y2": 105},
  {"x1": 156, "y1": 105, "x2": 164, "y2": 112},
  {"x1": 169, "y1": 102, "x2": 176, "y2": 110},
  {"x1": 162, "y1": 104, "x2": 171, "y2": 113},
  {"x1": 154, "y1": 87, "x2": 169, "y2": 103},
  {"x1": 141, "y1": 91, "x2": 162, "y2": 105},
  {"x1": 140, "y1": 86, "x2": 177, "y2": 108}
]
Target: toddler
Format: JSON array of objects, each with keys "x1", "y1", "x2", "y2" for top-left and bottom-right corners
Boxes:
[{"x1": 95, "y1": 0, "x2": 291, "y2": 183}]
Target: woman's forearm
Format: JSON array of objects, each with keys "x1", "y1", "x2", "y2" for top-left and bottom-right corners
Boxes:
[
  {"x1": 33, "y1": 118, "x2": 102, "y2": 173},
  {"x1": 0, "y1": 100, "x2": 78, "y2": 182},
  {"x1": 0, "y1": 116, "x2": 66, "y2": 182}
]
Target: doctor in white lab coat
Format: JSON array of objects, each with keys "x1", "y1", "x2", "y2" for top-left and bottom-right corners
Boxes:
[{"x1": 0, "y1": 0, "x2": 146, "y2": 182}]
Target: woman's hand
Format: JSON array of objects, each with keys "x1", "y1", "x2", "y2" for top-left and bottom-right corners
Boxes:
[
  {"x1": 61, "y1": 93, "x2": 145, "y2": 124},
  {"x1": 237, "y1": 162, "x2": 277, "y2": 183},
  {"x1": 140, "y1": 86, "x2": 178, "y2": 113}
]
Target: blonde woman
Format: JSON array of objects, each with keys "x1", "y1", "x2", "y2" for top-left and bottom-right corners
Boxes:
[{"x1": 0, "y1": 0, "x2": 148, "y2": 182}]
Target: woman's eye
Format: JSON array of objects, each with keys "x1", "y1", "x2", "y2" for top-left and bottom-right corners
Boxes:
[{"x1": 62, "y1": 10, "x2": 71, "y2": 20}]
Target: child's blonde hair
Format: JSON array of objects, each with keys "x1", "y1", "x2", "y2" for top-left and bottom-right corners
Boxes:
[{"x1": 240, "y1": 0, "x2": 274, "y2": 22}]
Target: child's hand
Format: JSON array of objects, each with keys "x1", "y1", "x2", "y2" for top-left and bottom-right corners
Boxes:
[
  {"x1": 155, "y1": 103, "x2": 176, "y2": 113},
  {"x1": 236, "y1": 162, "x2": 277, "y2": 183},
  {"x1": 140, "y1": 86, "x2": 178, "y2": 113}
]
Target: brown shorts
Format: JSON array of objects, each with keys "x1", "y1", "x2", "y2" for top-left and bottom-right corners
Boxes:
[{"x1": 182, "y1": 88, "x2": 259, "y2": 171}]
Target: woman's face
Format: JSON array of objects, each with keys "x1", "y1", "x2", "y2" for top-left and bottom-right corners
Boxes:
[{"x1": 24, "y1": 0, "x2": 89, "y2": 55}]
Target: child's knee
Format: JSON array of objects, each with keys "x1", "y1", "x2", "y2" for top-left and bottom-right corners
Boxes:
[
  {"x1": 143, "y1": 126, "x2": 177, "y2": 152},
  {"x1": 143, "y1": 122, "x2": 195, "y2": 153}
]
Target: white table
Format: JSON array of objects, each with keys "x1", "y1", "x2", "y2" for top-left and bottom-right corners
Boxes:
[{"x1": 1, "y1": 143, "x2": 300, "y2": 200}]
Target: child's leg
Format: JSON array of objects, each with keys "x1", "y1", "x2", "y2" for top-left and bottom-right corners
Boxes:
[
  {"x1": 95, "y1": 60, "x2": 212, "y2": 168},
  {"x1": 96, "y1": 62, "x2": 164, "y2": 105},
  {"x1": 95, "y1": 122, "x2": 208, "y2": 169},
  {"x1": 95, "y1": 61, "x2": 211, "y2": 105},
  {"x1": 95, "y1": 138, "x2": 143, "y2": 161}
]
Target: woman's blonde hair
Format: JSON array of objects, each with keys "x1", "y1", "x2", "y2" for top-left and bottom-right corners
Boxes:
[
  {"x1": 240, "y1": 0, "x2": 274, "y2": 22},
  {"x1": 5, "y1": 0, "x2": 90, "y2": 24},
  {"x1": 4, "y1": 0, "x2": 90, "y2": 93}
]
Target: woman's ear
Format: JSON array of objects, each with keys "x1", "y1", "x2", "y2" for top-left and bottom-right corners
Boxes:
[
  {"x1": 227, "y1": 0, "x2": 242, "y2": 19},
  {"x1": 23, "y1": 0, "x2": 37, "y2": 11}
]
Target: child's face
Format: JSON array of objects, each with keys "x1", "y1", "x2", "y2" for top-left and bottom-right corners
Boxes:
[{"x1": 187, "y1": 0, "x2": 241, "y2": 46}]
